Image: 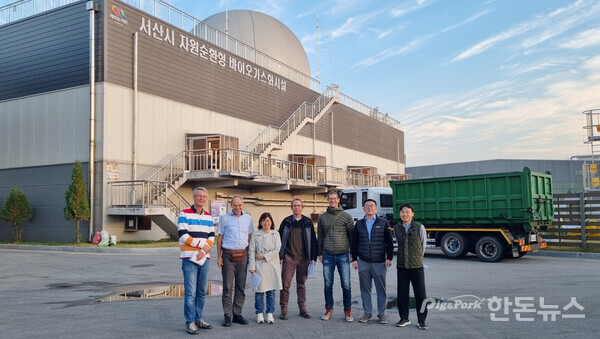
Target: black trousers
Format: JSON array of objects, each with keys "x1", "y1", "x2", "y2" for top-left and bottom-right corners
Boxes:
[{"x1": 397, "y1": 267, "x2": 427, "y2": 324}]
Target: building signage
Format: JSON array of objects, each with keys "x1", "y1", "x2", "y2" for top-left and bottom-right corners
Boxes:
[
  {"x1": 138, "y1": 16, "x2": 286, "y2": 92},
  {"x1": 210, "y1": 200, "x2": 228, "y2": 226},
  {"x1": 106, "y1": 163, "x2": 119, "y2": 181},
  {"x1": 109, "y1": 5, "x2": 128, "y2": 25}
]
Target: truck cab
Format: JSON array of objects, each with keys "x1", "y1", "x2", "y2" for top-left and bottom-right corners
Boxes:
[{"x1": 338, "y1": 187, "x2": 393, "y2": 222}]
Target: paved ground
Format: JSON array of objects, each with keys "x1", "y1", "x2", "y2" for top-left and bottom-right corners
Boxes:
[{"x1": 1, "y1": 246, "x2": 598, "y2": 338}]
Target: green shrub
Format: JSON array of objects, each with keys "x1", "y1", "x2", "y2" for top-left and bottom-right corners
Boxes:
[{"x1": 1, "y1": 185, "x2": 33, "y2": 243}]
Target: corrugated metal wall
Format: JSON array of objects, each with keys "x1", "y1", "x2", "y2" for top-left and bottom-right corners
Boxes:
[{"x1": 0, "y1": 1, "x2": 101, "y2": 101}]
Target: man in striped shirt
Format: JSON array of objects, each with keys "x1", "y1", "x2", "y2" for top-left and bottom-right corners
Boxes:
[{"x1": 178, "y1": 187, "x2": 215, "y2": 335}]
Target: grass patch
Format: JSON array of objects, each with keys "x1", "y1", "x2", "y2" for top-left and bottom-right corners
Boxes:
[{"x1": 0, "y1": 239, "x2": 179, "y2": 248}]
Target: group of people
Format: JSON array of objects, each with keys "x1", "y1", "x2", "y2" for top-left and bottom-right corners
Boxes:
[{"x1": 178, "y1": 187, "x2": 429, "y2": 335}]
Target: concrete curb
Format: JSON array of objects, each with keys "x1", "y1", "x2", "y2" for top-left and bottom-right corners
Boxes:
[{"x1": 0, "y1": 244, "x2": 179, "y2": 254}]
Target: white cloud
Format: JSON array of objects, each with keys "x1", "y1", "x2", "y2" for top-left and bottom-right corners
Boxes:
[
  {"x1": 583, "y1": 55, "x2": 600, "y2": 70},
  {"x1": 328, "y1": 9, "x2": 382, "y2": 39},
  {"x1": 401, "y1": 62, "x2": 599, "y2": 166},
  {"x1": 561, "y1": 28, "x2": 600, "y2": 49},
  {"x1": 330, "y1": 17, "x2": 359, "y2": 38},
  {"x1": 452, "y1": 0, "x2": 600, "y2": 63},
  {"x1": 390, "y1": 0, "x2": 432, "y2": 18},
  {"x1": 351, "y1": 38, "x2": 426, "y2": 69},
  {"x1": 451, "y1": 19, "x2": 541, "y2": 63}
]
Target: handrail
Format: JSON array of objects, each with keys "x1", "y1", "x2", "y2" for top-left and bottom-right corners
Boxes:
[
  {"x1": 108, "y1": 180, "x2": 191, "y2": 215},
  {"x1": 185, "y1": 148, "x2": 395, "y2": 188},
  {"x1": 145, "y1": 150, "x2": 186, "y2": 183},
  {"x1": 245, "y1": 85, "x2": 338, "y2": 154},
  {"x1": 108, "y1": 148, "x2": 405, "y2": 214}
]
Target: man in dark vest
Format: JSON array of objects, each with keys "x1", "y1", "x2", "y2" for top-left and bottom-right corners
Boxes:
[
  {"x1": 394, "y1": 203, "x2": 429, "y2": 330},
  {"x1": 351, "y1": 199, "x2": 394, "y2": 324}
]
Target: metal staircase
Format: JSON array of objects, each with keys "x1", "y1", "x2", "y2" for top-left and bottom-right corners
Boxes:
[
  {"x1": 107, "y1": 152, "x2": 190, "y2": 238},
  {"x1": 245, "y1": 85, "x2": 340, "y2": 156}
]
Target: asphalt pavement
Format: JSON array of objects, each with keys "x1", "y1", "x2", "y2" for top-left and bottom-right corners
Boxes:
[{"x1": 1, "y1": 245, "x2": 598, "y2": 338}]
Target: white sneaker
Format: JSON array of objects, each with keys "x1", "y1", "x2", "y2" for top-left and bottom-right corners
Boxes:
[
  {"x1": 257, "y1": 313, "x2": 264, "y2": 324},
  {"x1": 266, "y1": 313, "x2": 275, "y2": 324}
]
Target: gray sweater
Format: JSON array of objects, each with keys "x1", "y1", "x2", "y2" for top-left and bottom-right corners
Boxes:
[{"x1": 317, "y1": 206, "x2": 354, "y2": 255}]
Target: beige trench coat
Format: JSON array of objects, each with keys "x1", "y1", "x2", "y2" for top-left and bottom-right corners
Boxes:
[{"x1": 248, "y1": 229, "x2": 282, "y2": 292}]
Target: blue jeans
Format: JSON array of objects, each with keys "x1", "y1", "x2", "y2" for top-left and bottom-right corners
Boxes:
[
  {"x1": 255, "y1": 290, "x2": 276, "y2": 314},
  {"x1": 182, "y1": 258, "x2": 210, "y2": 325},
  {"x1": 322, "y1": 252, "x2": 352, "y2": 310}
]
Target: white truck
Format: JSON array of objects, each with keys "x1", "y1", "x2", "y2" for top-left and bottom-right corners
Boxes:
[{"x1": 338, "y1": 187, "x2": 394, "y2": 222}]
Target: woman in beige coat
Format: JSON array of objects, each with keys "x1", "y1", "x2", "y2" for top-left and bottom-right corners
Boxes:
[{"x1": 249, "y1": 212, "x2": 282, "y2": 324}]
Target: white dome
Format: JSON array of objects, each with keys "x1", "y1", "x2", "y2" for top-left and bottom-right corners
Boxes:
[{"x1": 203, "y1": 10, "x2": 310, "y2": 76}]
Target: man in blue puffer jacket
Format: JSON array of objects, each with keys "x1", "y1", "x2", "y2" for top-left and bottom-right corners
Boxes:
[{"x1": 351, "y1": 198, "x2": 394, "y2": 325}]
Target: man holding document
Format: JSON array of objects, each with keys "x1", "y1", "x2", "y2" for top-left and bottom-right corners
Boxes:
[
  {"x1": 278, "y1": 198, "x2": 318, "y2": 320},
  {"x1": 178, "y1": 187, "x2": 215, "y2": 335}
]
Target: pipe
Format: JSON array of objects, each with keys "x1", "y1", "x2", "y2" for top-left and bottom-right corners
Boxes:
[
  {"x1": 331, "y1": 112, "x2": 334, "y2": 166},
  {"x1": 86, "y1": 1, "x2": 96, "y2": 242},
  {"x1": 133, "y1": 32, "x2": 138, "y2": 180}
]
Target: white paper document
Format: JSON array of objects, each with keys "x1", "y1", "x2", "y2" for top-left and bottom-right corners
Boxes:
[
  {"x1": 252, "y1": 273, "x2": 262, "y2": 290},
  {"x1": 189, "y1": 253, "x2": 207, "y2": 266}
]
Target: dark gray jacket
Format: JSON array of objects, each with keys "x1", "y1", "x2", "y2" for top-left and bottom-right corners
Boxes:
[{"x1": 278, "y1": 215, "x2": 318, "y2": 261}]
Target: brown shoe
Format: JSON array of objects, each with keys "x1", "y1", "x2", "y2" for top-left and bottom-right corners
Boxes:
[
  {"x1": 280, "y1": 313, "x2": 288, "y2": 320},
  {"x1": 300, "y1": 310, "x2": 311, "y2": 319}
]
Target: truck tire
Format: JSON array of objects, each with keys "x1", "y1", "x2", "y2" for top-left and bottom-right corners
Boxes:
[
  {"x1": 475, "y1": 236, "x2": 506, "y2": 262},
  {"x1": 440, "y1": 232, "x2": 469, "y2": 258}
]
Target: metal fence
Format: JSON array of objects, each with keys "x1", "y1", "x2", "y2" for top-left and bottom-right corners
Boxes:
[
  {"x1": 108, "y1": 179, "x2": 190, "y2": 215},
  {"x1": 184, "y1": 148, "x2": 394, "y2": 188},
  {"x1": 544, "y1": 192, "x2": 600, "y2": 248}
]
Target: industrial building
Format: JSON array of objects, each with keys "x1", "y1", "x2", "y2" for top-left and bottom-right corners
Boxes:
[{"x1": 0, "y1": 0, "x2": 407, "y2": 241}]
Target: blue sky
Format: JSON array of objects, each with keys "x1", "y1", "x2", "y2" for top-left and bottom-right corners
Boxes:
[{"x1": 3, "y1": 0, "x2": 600, "y2": 166}]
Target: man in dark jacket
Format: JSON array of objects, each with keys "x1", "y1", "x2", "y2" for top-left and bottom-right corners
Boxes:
[
  {"x1": 351, "y1": 199, "x2": 394, "y2": 325},
  {"x1": 278, "y1": 198, "x2": 318, "y2": 320}
]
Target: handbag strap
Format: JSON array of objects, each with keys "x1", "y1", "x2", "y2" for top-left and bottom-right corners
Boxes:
[{"x1": 323, "y1": 211, "x2": 343, "y2": 239}]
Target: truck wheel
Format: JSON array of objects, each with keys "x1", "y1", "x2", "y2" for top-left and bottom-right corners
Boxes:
[
  {"x1": 475, "y1": 236, "x2": 506, "y2": 262},
  {"x1": 440, "y1": 232, "x2": 469, "y2": 258}
]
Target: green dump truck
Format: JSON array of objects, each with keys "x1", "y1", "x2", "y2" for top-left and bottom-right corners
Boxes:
[{"x1": 391, "y1": 167, "x2": 553, "y2": 262}]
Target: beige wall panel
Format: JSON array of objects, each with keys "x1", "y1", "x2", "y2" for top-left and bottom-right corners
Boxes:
[{"x1": 104, "y1": 83, "x2": 267, "y2": 166}]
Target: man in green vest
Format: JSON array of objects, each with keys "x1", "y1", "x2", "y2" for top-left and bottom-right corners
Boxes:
[{"x1": 393, "y1": 203, "x2": 428, "y2": 330}]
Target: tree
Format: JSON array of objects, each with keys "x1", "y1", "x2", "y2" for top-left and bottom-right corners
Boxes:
[
  {"x1": 64, "y1": 161, "x2": 90, "y2": 243},
  {"x1": 1, "y1": 185, "x2": 33, "y2": 243}
]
